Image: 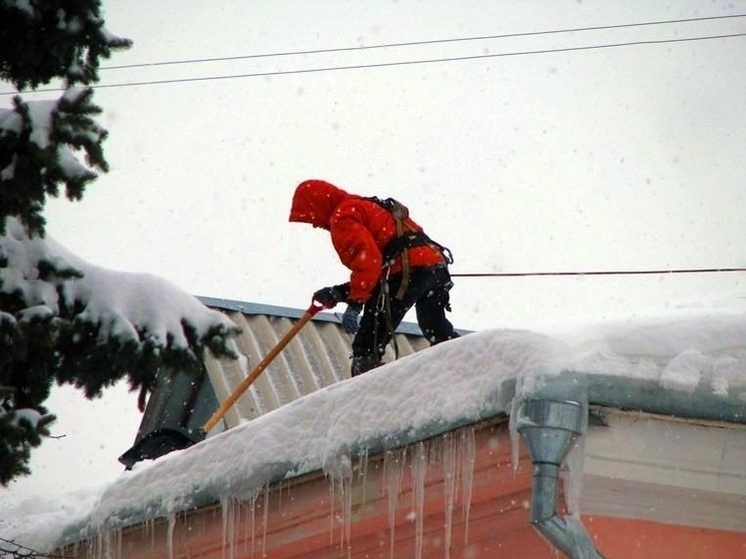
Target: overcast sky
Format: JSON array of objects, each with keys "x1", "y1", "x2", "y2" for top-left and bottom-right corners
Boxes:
[{"x1": 3, "y1": 0, "x2": 746, "y2": 503}]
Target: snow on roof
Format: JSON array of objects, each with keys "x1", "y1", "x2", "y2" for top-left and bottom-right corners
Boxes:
[{"x1": 3, "y1": 292, "x2": 746, "y2": 551}]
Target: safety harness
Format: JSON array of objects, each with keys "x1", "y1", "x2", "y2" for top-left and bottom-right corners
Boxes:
[
  {"x1": 365, "y1": 196, "x2": 454, "y2": 299},
  {"x1": 363, "y1": 196, "x2": 454, "y2": 360}
]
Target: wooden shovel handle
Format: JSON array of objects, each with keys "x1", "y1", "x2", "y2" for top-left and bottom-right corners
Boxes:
[{"x1": 202, "y1": 302, "x2": 324, "y2": 434}]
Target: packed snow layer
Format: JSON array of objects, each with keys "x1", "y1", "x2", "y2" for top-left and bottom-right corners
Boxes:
[{"x1": 3, "y1": 293, "x2": 746, "y2": 551}]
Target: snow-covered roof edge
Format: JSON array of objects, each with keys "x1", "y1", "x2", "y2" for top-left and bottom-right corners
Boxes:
[{"x1": 56, "y1": 298, "x2": 746, "y2": 547}]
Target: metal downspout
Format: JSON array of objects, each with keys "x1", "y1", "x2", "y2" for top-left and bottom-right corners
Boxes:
[{"x1": 516, "y1": 398, "x2": 606, "y2": 559}]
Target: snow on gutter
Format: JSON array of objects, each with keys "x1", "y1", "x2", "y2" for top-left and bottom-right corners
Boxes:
[{"x1": 56, "y1": 299, "x2": 746, "y2": 549}]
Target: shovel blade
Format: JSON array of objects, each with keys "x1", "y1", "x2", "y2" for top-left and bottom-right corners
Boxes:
[{"x1": 118, "y1": 426, "x2": 205, "y2": 470}]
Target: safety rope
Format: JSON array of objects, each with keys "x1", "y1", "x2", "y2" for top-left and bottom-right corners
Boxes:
[
  {"x1": 450, "y1": 267, "x2": 746, "y2": 278},
  {"x1": 375, "y1": 268, "x2": 400, "y2": 360}
]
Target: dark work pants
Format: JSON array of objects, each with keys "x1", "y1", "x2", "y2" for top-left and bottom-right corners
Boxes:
[{"x1": 351, "y1": 265, "x2": 457, "y2": 367}]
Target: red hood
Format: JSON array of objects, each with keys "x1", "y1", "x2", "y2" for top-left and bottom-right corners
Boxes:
[{"x1": 289, "y1": 180, "x2": 352, "y2": 229}]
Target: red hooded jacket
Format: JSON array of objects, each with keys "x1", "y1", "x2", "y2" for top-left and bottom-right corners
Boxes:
[{"x1": 289, "y1": 179, "x2": 446, "y2": 303}]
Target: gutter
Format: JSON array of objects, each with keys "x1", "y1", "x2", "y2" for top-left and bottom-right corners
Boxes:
[{"x1": 516, "y1": 398, "x2": 606, "y2": 559}]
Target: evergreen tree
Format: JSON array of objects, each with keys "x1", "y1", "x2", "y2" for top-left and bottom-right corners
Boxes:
[
  {"x1": 0, "y1": 1, "x2": 240, "y2": 485},
  {"x1": 0, "y1": 0, "x2": 130, "y2": 233}
]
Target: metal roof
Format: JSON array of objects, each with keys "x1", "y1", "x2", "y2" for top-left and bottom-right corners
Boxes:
[
  {"x1": 197, "y1": 296, "x2": 433, "y2": 427},
  {"x1": 197, "y1": 296, "x2": 428, "y2": 335}
]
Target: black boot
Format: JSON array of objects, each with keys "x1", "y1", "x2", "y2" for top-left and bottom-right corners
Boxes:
[{"x1": 351, "y1": 354, "x2": 381, "y2": 377}]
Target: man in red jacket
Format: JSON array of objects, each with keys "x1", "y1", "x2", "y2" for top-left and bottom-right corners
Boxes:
[{"x1": 289, "y1": 179, "x2": 458, "y2": 376}]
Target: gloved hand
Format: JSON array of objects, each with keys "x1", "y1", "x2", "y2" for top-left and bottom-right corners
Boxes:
[
  {"x1": 313, "y1": 283, "x2": 350, "y2": 308},
  {"x1": 342, "y1": 302, "x2": 363, "y2": 334}
]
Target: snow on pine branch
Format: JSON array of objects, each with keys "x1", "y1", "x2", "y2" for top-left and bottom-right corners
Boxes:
[
  {"x1": 0, "y1": 87, "x2": 109, "y2": 235},
  {"x1": 0, "y1": 87, "x2": 101, "y2": 175},
  {"x1": 0, "y1": 217, "x2": 240, "y2": 358}
]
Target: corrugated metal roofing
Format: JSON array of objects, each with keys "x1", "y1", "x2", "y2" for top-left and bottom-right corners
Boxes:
[{"x1": 198, "y1": 297, "x2": 432, "y2": 427}]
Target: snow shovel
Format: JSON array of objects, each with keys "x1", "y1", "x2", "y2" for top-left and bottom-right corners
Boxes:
[{"x1": 119, "y1": 300, "x2": 326, "y2": 469}]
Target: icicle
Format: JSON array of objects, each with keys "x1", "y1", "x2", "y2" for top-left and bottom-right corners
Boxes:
[
  {"x1": 221, "y1": 496, "x2": 229, "y2": 559},
  {"x1": 98, "y1": 531, "x2": 105, "y2": 559},
  {"x1": 99, "y1": 530, "x2": 119, "y2": 559},
  {"x1": 115, "y1": 528, "x2": 122, "y2": 559},
  {"x1": 90, "y1": 531, "x2": 99, "y2": 559},
  {"x1": 442, "y1": 433, "x2": 457, "y2": 559},
  {"x1": 97, "y1": 529, "x2": 122, "y2": 559},
  {"x1": 357, "y1": 448, "x2": 370, "y2": 508},
  {"x1": 221, "y1": 496, "x2": 238, "y2": 559},
  {"x1": 235, "y1": 499, "x2": 244, "y2": 559},
  {"x1": 230, "y1": 500, "x2": 238, "y2": 559},
  {"x1": 97, "y1": 530, "x2": 106, "y2": 559},
  {"x1": 460, "y1": 426, "x2": 476, "y2": 544},
  {"x1": 239, "y1": 498, "x2": 250, "y2": 557},
  {"x1": 166, "y1": 513, "x2": 176, "y2": 559},
  {"x1": 140, "y1": 518, "x2": 148, "y2": 546},
  {"x1": 412, "y1": 441, "x2": 427, "y2": 559},
  {"x1": 261, "y1": 484, "x2": 270, "y2": 557},
  {"x1": 147, "y1": 517, "x2": 156, "y2": 550},
  {"x1": 327, "y1": 472, "x2": 336, "y2": 545},
  {"x1": 341, "y1": 462, "x2": 353, "y2": 557},
  {"x1": 322, "y1": 448, "x2": 355, "y2": 555},
  {"x1": 247, "y1": 491, "x2": 259, "y2": 557},
  {"x1": 383, "y1": 448, "x2": 407, "y2": 559}
]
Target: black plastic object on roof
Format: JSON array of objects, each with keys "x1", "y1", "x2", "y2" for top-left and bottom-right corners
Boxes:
[{"x1": 118, "y1": 426, "x2": 203, "y2": 470}]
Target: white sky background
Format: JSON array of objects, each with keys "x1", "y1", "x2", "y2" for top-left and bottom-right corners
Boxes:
[{"x1": 2, "y1": 0, "x2": 746, "y2": 506}]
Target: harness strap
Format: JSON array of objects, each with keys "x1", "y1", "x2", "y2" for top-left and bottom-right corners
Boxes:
[
  {"x1": 393, "y1": 209, "x2": 411, "y2": 299},
  {"x1": 382, "y1": 231, "x2": 454, "y2": 265},
  {"x1": 366, "y1": 195, "x2": 455, "y2": 298}
]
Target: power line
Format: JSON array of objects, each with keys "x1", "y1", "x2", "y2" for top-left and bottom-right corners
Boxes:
[
  {"x1": 4, "y1": 31, "x2": 744, "y2": 95},
  {"x1": 101, "y1": 13, "x2": 746, "y2": 71},
  {"x1": 450, "y1": 267, "x2": 746, "y2": 278}
]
